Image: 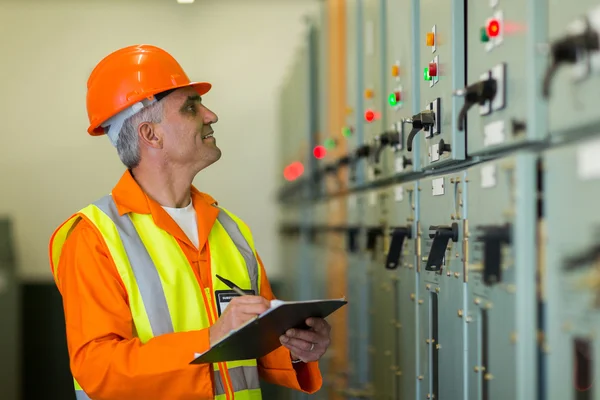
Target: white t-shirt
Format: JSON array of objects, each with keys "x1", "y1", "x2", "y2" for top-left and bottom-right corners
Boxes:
[{"x1": 162, "y1": 200, "x2": 199, "y2": 249}]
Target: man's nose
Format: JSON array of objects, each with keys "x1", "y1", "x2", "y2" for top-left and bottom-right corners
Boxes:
[{"x1": 202, "y1": 106, "x2": 218, "y2": 124}]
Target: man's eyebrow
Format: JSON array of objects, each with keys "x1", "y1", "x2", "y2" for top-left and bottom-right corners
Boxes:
[{"x1": 180, "y1": 95, "x2": 201, "y2": 109}]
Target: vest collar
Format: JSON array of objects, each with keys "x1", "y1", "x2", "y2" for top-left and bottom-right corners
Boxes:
[{"x1": 110, "y1": 170, "x2": 219, "y2": 250}]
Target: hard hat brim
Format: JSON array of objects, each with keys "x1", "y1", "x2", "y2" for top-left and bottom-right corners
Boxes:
[{"x1": 88, "y1": 81, "x2": 212, "y2": 136}]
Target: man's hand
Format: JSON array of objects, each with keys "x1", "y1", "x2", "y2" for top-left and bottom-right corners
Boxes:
[
  {"x1": 279, "y1": 318, "x2": 331, "y2": 363},
  {"x1": 209, "y1": 296, "x2": 270, "y2": 346}
]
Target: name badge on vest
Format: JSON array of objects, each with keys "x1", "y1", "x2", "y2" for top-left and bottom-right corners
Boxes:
[{"x1": 215, "y1": 289, "x2": 256, "y2": 317}]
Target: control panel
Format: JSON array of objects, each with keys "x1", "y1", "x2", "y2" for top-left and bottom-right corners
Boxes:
[
  {"x1": 545, "y1": 136, "x2": 600, "y2": 400},
  {"x1": 545, "y1": 2, "x2": 600, "y2": 138},
  {"x1": 411, "y1": 0, "x2": 466, "y2": 170},
  {"x1": 362, "y1": 0, "x2": 387, "y2": 184},
  {"x1": 382, "y1": 181, "x2": 419, "y2": 400},
  {"x1": 461, "y1": 1, "x2": 544, "y2": 156},
  {"x1": 418, "y1": 171, "x2": 467, "y2": 400},
  {"x1": 374, "y1": 0, "x2": 418, "y2": 180}
]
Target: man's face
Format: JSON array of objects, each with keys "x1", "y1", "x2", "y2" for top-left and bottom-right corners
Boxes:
[{"x1": 155, "y1": 87, "x2": 221, "y2": 171}]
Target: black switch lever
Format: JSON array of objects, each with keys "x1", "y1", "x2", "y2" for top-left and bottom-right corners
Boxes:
[
  {"x1": 542, "y1": 18, "x2": 600, "y2": 98},
  {"x1": 347, "y1": 227, "x2": 361, "y2": 253},
  {"x1": 279, "y1": 224, "x2": 301, "y2": 236},
  {"x1": 349, "y1": 144, "x2": 372, "y2": 181},
  {"x1": 373, "y1": 130, "x2": 401, "y2": 164},
  {"x1": 366, "y1": 227, "x2": 384, "y2": 251},
  {"x1": 406, "y1": 110, "x2": 435, "y2": 152},
  {"x1": 474, "y1": 224, "x2": 512, "y2": 285},
  {"x1": 401, "y1": 155, "x2": 413, "y2": 169},
  {"x1": 454, "y1": 77, "x2": 497, "y2": 131},
  {"x1": 564, "y1": 242, "x2": 600, "y2": 271},
  {"x1": 385, "y1": 225, "x2": 413, "y2": 270},
  {"x1": 337, "y1": 154, "x2": 351, "y2": 168},
  {"x1": 426, "y1": 223, "x2": 459, "y2": 272},
  {"x1": 438, "y1": 139, "x2": 452, "y2": 156},
  {"x1": 323, "y1": 163, "x2": 338, "y2": 175}
]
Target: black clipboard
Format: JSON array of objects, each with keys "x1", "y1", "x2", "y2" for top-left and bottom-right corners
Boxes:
[{"x1": 190, "y1": 298, "x2": 347, "y2": 364}]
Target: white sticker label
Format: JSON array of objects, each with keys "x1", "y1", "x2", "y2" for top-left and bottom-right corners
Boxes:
[
  {"x1": 430, "y1": 144, "x2": 440, "y2": 162},
  {"x1": 490, "y1": 0, "x2": 498, "y2": 7},
  {"x1": 481, "y1": 164, "x2": 497, "y2": 188},
  {"x1": 484, "y1": 120, "x2": 505, "y2": 147},
  {"x1": 432, "y1": 177, "x2": 445, "y2": 196},
  {"x1": 369, "y1": 191, "x2": 377, "y2": 206},
  {"x1": 395, "y1": 186, "x2": 404, "y2": 202},
  {"x1": 578, "y1": 137, "x2": 600, "y2": 180},
  {"x1": 395, "y1": 156, "x2": 405, "y2": 173}
]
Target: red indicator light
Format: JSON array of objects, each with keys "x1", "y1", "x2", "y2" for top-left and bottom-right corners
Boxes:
[
  {"x1": 487, "y1": 19, "x2": 500, "y2": 37},
  {"x1": 283, "y1": 161, "x2": 304, "y2": 181},
  {"x1": 364, "y1": 109, "x2": 381, "y2": 123},
  {"x1": 428, "y1": 62, "x2": 438, "y2": 77},
  {"x1": 313, "y1": 145, "x2": 327, "y2": 159}
]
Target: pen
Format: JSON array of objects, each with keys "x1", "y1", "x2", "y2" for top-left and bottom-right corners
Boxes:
[{"x1": 215, "y1": 274, "x2": 246, "y2": 297}]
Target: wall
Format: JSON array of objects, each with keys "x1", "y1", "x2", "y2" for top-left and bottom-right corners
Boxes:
[{"x1": 0, "y1": 0, "x2": 318, "y2": 282}]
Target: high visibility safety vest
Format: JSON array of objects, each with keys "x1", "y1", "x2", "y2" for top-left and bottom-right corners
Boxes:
[{"x1": 50, "y1": 195, "x2": 263, "y2": 400}]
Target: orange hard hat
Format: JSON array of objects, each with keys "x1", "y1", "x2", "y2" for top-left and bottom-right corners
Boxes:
[{"x1": 86, "y1": 44, "x2": 211, "y2": 136}]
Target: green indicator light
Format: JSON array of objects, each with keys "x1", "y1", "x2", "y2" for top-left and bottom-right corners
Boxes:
[
  {"x1": 424, "y1": 67, "x2": 432, "y2": 81},
  {"x1": 388, "y1": 93, "x2": 397, "y2": 106},
  {"x1": 324, "y1": 138, "x2": 336, "y2": 150},
  {"x1": 342, "y1": 127, "x2": 352, "y2": 138},
  {"x1": 480, "y1": 27, "x2": 489, "y2": 42}
]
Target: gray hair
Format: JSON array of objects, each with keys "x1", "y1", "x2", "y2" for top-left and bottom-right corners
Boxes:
[{"x1": 115, "y1": 101, "x2": 164, "y2": 169}]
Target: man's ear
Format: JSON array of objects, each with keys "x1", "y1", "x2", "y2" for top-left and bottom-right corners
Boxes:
[{"x1": 138, "y1": 122, "x2": 163, "y2": 149}]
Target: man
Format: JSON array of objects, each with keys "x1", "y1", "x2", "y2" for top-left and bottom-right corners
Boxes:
[{"x1": 49, "y1": 44, "x2": 331, "y2": 399}]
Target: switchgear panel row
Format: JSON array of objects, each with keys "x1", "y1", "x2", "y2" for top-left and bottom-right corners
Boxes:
[{"x1": 276, "y1": 1, "x2": 600, "y2": 400}]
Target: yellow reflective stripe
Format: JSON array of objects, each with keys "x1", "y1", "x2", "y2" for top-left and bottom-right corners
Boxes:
[
  {"x1": 214, "y1": 390, "x2": 261, "y2": 400},
  {"x1": 220, "y1": 208, "x2": 263, "y2": 294},
  {"x1": 94, "y1": 197, "x2": 176, "y2": 338},
  {"x1": 79, "y1": 203, "x2": 154, "y2": 343},
  {"x1": 215, "y1": 210, "x2": 259, "y2": 294},
  {"x1": 50, "y1": 216, "x2": 82, "y2": 285},
  {"x1": 226, "y1": 360, "x2": 258, "y2": 369},
  {"x1": 129, "y1": 212, "x2": 208, "y2": 332},
  {"x1": 209, "y1": 220, "x2": 254, "y2": 294}
]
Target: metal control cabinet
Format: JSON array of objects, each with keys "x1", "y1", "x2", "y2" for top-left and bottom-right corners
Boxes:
[
  {"x1": 464, "y1": 0, "x2": 547, "y2": 156},
  {"x1": 417, "y1": 172, "x2": 467, "y2": 400},
  {"x1": 546, "y1": 1, "x2": 600, "y2": 139},
  {"x1": 362, "y1": 0, "x2": 387, "y2": 184},
  {"x1": 374, "y1": 0, "x2": 417, "y2": 180},
  {"x1": 464, "y1": 154, "x2": 539, "y2": 400},
  {"x1": 346, "y1": 192, "x2": 372, "y2": 397},
  {"x1": 364, "y1": 188, "x2": 393, "y2": 400},
  {"x1": 412, "y1": 0, "x2": 465, "y2": 170},
  {"x1": 545, "y1": 136, "x2": 600, "y2": 400},
  {"x1": 381, "y1": 181, "x2": 419, "y2": 400}
]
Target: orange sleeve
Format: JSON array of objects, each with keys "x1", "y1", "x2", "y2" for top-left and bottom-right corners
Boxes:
[
  {"x1": 55, "y1": 219, "x2": 215, "y2": 400},
  {"x1": 255, "y1": 254, "x2": 323, "y2": 394}
]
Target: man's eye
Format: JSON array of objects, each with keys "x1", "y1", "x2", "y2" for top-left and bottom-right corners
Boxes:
[{"x1": 188, "y1": 104, "x2": 196, "y2": 112}]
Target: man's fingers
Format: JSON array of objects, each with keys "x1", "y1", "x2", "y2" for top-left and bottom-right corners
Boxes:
[
  {"x1": 234, "y1": 304, "x2": 269, "y2": 318},
  {"x1": 285, "y1": 328, "x2": 320, "y2": 343},
  {"x1": 306, "y1": 317, "x2": 330, "y2": 333},
  {"x1": 279, "y1": 335, "x2": 317, "y2": 352},
  {"x1": 231, "y1": 295, "x2": 270, "y2": 306}
]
